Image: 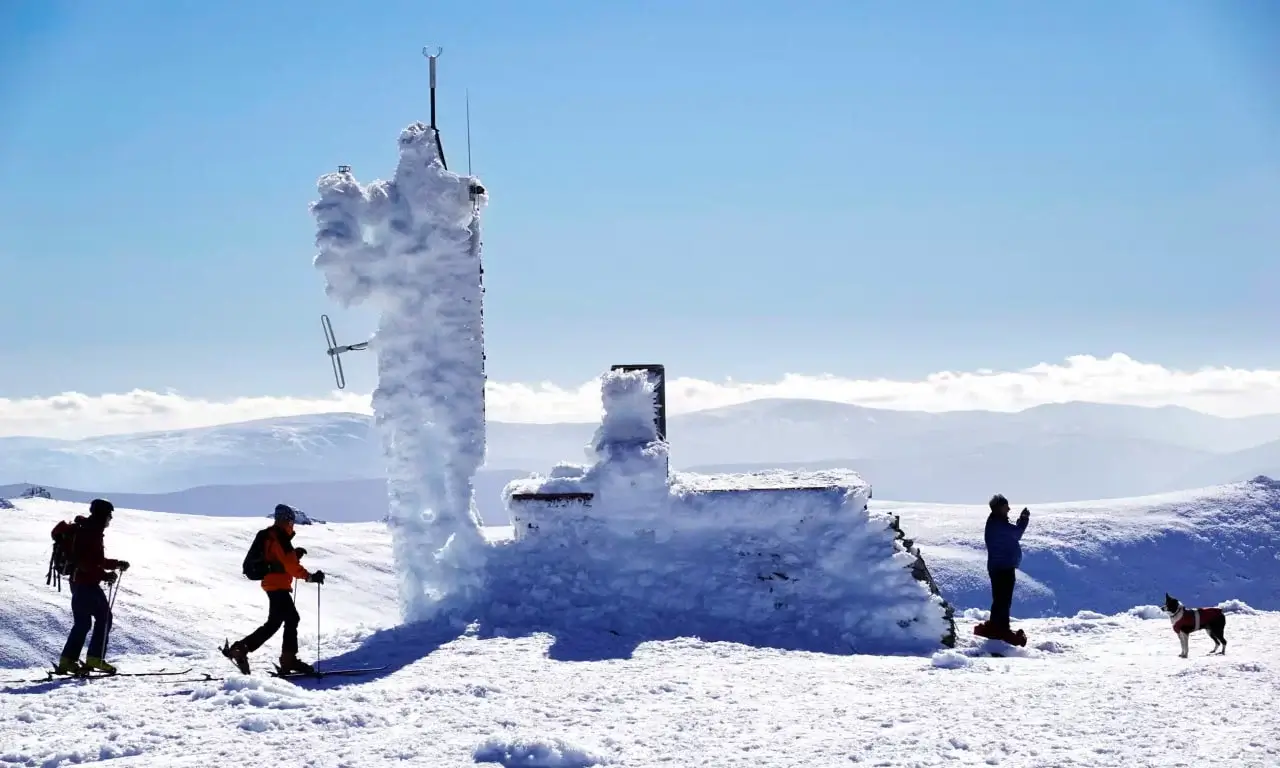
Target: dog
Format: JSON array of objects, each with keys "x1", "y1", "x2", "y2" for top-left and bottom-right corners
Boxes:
[{"x1": 1163, "y1": 593, "x2": 1226, "y2": 658}]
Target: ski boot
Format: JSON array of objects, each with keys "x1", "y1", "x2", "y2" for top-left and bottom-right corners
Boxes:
[
  {"x1": 53, "y1": 655, "x2": 84, "y2": 676},
  {"x1": 83, "y1": 656, "x2": 117, "y2": 675},
  {"x1": 974, "y1": 622, "x2": 1026, "y2": 646},
  {"x1": 220, "y1": 640, "x2": 250, "y2": 675},
  {"x1": 277, "y1": 654, "x2": 316, "y2": 676}
]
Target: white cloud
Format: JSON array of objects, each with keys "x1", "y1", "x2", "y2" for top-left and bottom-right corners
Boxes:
[{"x1": 4, "y1": 353, "x2": 1280, "y2": 440}]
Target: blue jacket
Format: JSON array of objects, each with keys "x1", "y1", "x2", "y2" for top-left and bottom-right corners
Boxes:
[{"x1": 985, "y1": 512, "x2": 1028, "y2": 570}]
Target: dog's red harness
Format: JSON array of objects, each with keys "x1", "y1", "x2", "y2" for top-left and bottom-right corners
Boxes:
[{"x1": 1172, "y1": 607, "x2": 1223, "y2": 634}]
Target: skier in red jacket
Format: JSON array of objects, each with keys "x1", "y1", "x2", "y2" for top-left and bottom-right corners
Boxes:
[{"x1": 56, "y1": 499, "x2": 130, "y2": 675}]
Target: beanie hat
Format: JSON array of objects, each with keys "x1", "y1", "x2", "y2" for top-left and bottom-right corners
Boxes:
[
  {"x1": 274, "y1": 503, "x2": 297, "y2": 523},
  {"x1": 89, "y1": 498, "x2": 114, "y2": 518}
]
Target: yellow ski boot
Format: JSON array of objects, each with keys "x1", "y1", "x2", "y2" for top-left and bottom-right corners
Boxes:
[
  {"x1": 54, "y1": 655, "x2": 83, "y2": 675},
  {"x1": 83, "y1": 656, "x2": 117, "y2": 675}
]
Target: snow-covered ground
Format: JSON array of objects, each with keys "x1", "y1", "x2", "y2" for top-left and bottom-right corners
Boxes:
[{"x1": 2, "y1": 483, "x2": 1278, "y2": 767}]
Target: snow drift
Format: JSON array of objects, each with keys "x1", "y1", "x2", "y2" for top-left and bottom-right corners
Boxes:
[
  {"x1": 501, "y1": 367, "x2": 955, "y2": 654},
  {"x1": 310, "y1": 123, "x2": 489, "y2": 623}
]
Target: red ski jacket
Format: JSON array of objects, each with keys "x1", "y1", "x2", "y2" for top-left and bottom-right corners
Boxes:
[{"x1": 70, "y1": 516, "x2": 122, "y2": 586}]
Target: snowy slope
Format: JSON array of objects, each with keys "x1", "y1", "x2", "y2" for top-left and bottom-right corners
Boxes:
[
  {"x1": 884, "y1": 475, "x2": 1280, "y2": 616},
  {"x1": 2, "y1": 495, "x2": 1278, "y2": 766},
  {"x1": 4, "y1": 479, "x2": 1277, "y2": 668},
  {"x1": 0, "y1": 498, "x2": 401, "y2": 670}
]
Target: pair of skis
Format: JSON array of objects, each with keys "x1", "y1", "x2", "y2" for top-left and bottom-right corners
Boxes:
[
  {"x1": 1, "y1": 666, "x2": 196, "y2": 684},
  {"x1": 267, "y1": 665, "x2": 388, "y2": 680},
  {"x1": 220, "y1": 640, "x2": 386, "y2": 680},
  {"x1": 2, "y1": 664, "x2": 386, "y2": 685}
]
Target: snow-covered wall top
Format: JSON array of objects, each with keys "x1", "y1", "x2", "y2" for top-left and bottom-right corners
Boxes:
[{"x1": 311, "y1": 122, "x2": 489, "y2": 623}]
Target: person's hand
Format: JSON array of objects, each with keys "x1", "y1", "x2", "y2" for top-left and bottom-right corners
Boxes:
[
  {"x1": 117, "y1": 560, "x2": 131, "y2": 572},
  {"x1": 103, "y1": 572, "x2": 118, "y2": 584},
  {"x1": 308, "y1": 570, "x2": 325, "y2": 585},
  {"x1": 294, "y1": 547, "x2": 307, "y2": 560},
  {"x1": 1019, "y1": 507, "x2": 1030, "y2": 519}
]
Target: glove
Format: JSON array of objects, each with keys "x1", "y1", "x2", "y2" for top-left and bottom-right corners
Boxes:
[
  {"x1": 294, "y1": 548, "x2": 306, "y2": 559},
  {"x1": 116, "y1": 560, "x2": 131, "y2": 572},
  {"x1": 1019, "y1": 508, "x2": 1030, "y2": 519},
  {"x1": 308, "y1": 570, "x2": 325, "y2": 585},
  {"x1": 103, "y1": 572, "x2": 118, "y2": 584}
]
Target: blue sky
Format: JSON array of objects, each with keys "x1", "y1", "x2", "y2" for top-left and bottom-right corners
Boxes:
[{"x1": 1, "y1": 0, "x2": 1277, "y2": 400}]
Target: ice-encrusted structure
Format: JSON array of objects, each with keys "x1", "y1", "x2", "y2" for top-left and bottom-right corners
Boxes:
[
  {"x1": 311, "y1": 123, "x2": 488, "y2": 623},
  {"x1": 502, "y1": 368, "x2": 955, "y2": 654}
]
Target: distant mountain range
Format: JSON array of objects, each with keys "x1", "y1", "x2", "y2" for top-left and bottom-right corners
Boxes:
[
  {"x1": 0, "y1": 473, "x2": 525, "y2": 527},
  {"x1": 3, "y1": 399, "x2": 1280, "y2": 507}
]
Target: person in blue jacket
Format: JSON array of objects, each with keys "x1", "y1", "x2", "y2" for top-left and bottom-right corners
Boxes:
[{"x1": 984, "y1": 493, "x2": 1030, "y2": 634}]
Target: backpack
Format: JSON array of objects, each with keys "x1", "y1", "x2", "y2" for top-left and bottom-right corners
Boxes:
[
  {"x1": 47, "y1": 519, "x2": 82, "y2": 591},
  {"x1": 242, "y1": 528, "x2": 280, "y2": 580}
]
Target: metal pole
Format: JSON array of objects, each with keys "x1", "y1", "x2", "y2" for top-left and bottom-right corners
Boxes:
[
  {"x1": 422, "y1": 46, "x2": 447, "y2": 169},
  {"x1": 429, "y1": 54, "x2": 437, "y2": 128},
  {"x1": 316, "y1": 582, "x2": 321, "y2": 671},
  {"x1": 103, "y1": 571, "x2": 123, "y2": 660}
]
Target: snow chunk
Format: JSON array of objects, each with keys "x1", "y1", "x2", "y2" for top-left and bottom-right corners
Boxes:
[
  {"x1": 238, "y1": 714, "x2": 284, "y2": 732},
  {"x1": 1218, "y1": 599, "x2": 1259, "y2": 614},
  {"x1": 1127, "y1": 604, "x2": 1167, "y2": 620},
  {"x1": 311, "y1": 122, "x2": 489, "y2": 623},
  {"x1": 473, "y1": 735, "x2": 609, "y2": 767},
  {"x1": 188, "y1": 675, "x2": 313, "y2": 710},
  {"x1": 931, "y1": 649, "x2": 971, "y2": 669}
]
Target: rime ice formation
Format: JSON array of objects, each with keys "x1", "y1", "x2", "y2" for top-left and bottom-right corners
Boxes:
[
  {"x1": 502, "y1": 368, "x2": 955, "y2": 653},
  {"x1": 311, "y1": 122, "x2": 488, "y2": 623}
]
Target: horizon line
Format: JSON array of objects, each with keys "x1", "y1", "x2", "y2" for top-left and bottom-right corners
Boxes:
[{"x1": 6, "y1": 352, "x2": 1280, "y2": 439}]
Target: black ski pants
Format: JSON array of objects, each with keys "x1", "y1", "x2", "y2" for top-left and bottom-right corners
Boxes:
[
  {"x1": 240, "y1": 589, "x2": 299, "y2": 658},
  {"x1": 988, "y1": 567, "x2": 1017, "y2": 630},
  {"x1": 61, "y1": 583, "x2": 112, "y2": 661}
]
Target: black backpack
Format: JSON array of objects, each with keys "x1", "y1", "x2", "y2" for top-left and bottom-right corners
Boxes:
[
  {"x1": 47, "y1": 518, "x2": 82, "y2": 591},
  {"x1": 243, "y1": 528, "x2": 275, "y2": 580}
]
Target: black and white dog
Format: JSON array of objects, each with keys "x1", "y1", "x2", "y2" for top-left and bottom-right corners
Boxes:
[{"x1": 1163, "y1": 593, "x2": 1226, "y2": 658}]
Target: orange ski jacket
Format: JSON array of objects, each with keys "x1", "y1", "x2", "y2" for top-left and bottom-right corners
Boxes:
[{"x1": 260, "y1": 525, "x2": 310, "y2": 592}]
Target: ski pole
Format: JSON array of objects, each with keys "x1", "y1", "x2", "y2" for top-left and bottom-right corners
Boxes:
[
  {"x1": 103, "y1": 570, "x2": 123, "y2": 659},
  {"x1": 316, "y1": 581, "x2": 321, "y2": 671}
]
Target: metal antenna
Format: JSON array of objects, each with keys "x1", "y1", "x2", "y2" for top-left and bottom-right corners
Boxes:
[
  {"x1": 321, "y1": 314, "x2": 369, "y2": 390},
  {"x1": 423, "y1": 46, "x2": 442, "y2": 129},
  {"x1": 422, "y1": 45, "x2": 447, "y2": 169},
  {"x1": 466, "y1": 88, "x2": 473, "y2": 176}
]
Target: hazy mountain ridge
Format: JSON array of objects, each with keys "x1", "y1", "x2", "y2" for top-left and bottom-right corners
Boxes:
[
  {"x1": 0, "y1": 471, "x2": 527, "y2": 526},
  {"x1": 3, "y1": 399, "x2": 1280, "y2": 502}
]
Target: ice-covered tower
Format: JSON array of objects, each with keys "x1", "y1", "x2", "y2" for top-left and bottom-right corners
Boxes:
[{"x1": 309, "y1": 56, "x2": 489, "y2": 623}]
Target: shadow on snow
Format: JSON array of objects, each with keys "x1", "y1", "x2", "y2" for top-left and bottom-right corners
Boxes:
[{"x1": 309, "y1": 590, "x2": 945, "y2": 688}]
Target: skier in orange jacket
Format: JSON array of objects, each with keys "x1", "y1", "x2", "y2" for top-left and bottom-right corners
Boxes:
[{"x1": 221, "y1": 504, "x2": 325, "y2": 675}]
